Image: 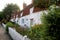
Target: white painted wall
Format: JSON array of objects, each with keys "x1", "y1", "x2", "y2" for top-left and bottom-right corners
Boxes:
[
  {"x1": 18, "y1": 15, "x2": 30, "y2": 28},
  {"x1": 18, "y1": 7, "x2": 48, "y2": 28},
  {"x1": 2, "y1": 23, "x2": 30, "y2": 40},
  {"x1": 9, "y1": 27, "x2": 30, "y2": 40},
  {"x1": 9, "y1": 27, "x2": 23, "y2": 40}
]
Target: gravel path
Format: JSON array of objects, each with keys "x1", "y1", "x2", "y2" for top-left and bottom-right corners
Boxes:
[{"x1": 0, "y1": 26, "x2": 12, "y2": 40}]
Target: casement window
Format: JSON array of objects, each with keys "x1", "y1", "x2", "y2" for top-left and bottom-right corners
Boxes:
[
  {"x1": 26, "y1": 19, "x2": 28, "y2": 21},
  {"x1": 22, "y1": 19, "x2": 24, "y2": 24},
  {"x1": 17, "y1": 20, "x2": 18, "y2": 22}
]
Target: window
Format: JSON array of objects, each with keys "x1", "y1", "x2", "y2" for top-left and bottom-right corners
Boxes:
[
  {"x1": 22, "y1": 19, "x2": 24, "y2": 23},
  {"x1": 17, "y1": 20, "x2": 18, "y2": 22},
  {"x1": 26, "y1": 19, "x2": 28, "y2": 21}
]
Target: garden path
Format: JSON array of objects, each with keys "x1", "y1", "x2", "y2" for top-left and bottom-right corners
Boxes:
[{"x1": 0, "y1": 25, "x2": 12, "y2": 40}]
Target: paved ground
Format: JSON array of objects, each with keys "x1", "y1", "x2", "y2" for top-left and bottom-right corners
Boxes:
[{"x1": 0, "y1": 26, "x2": 12, "y2": 40}]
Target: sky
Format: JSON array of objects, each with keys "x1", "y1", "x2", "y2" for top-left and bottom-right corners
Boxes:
[{"x1": 0, "y1": 0, "x2": 32, "y2": 11}]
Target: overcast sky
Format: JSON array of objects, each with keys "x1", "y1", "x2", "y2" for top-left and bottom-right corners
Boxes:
[{"x1": 0, "y1": 0, "x2": 32, "y2": 11}]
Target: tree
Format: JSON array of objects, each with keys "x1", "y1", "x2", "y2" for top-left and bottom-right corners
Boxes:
[
  {"x1": 0, "y1": 12, "x2": 3, "y2": 21},
  {"x1": 33, "y1": 0, "x2": 60, "y2": 8},
  {"x1": 41, "y1": 5, "x2": 60, "y2": 40},
  {"x1": 33, "y1": 0, "x2": 50, "y2": 8},
  {"x1": 50, "y1": 0, "x2": 60, "y2": 5},
  {"x1": 2, "y1": 3, "x2": 20, "y2": 22}
]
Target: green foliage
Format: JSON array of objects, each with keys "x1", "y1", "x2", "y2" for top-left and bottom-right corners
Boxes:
[
  {"x1": 15, "y1": 24, "x2": 53, "y2": 40},
  {"x1": 33, "y1": 0, "x2": 50, "y2": 8},
  {"x1": 50, "y1": 0, "x2": 60, "y2": 5},
  {"x1": 6, "y1": 22, "x2": 14, "y2": 27},
  {"x1": 6, "y1": 21, "x2": 20, "y2": 33},
  {"x1": 2, "y1": 3, "x2": 20, "y2": 22},
  {"x1": 0, "y1": 12, "x2": 4, "y2": 21},
  {"x1": 33, "y1": 0, "x2": 60, "y2": 8},
  {"x1": 26, "y1": 24, "x2": 48, "y2": 40},
  {"x1": 15, "y1": 27, "x2": 28, "y2": 36},
  {"x1": 41, "y1": 5, "x2": 60, "y2": 40},
  {"x1": 13, "y1": 23, "x2": 20, "y2": 27},
  {"x1": 6, "y1": 22, "x2": 14, "y2": 32}
]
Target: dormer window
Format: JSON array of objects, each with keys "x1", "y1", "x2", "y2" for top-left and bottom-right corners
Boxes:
[
  {"x1": 30, "y1": 7, "x2": 34, "y2": 14},
  {"x1": 21, "y1": 12, "x2": 23, "y2": 17}
]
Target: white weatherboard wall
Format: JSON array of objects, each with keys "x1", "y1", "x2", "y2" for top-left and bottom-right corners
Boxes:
[
  {"x1": 9, "y1": 27, "x2": 30, "y2": 40},
  {"x1": 18, "y1": 10, "x2": 48, "y2": 28},
  {"x1": 18, "y1": 12, "x2": 41, "y2": 27},
  {"x1": 18, "y1": 15, "x2": 30, "y2": 28}
]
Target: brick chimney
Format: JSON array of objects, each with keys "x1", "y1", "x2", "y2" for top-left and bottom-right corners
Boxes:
[{"x1": 23, "y1": 2, "x2": 27, "y2": 9}]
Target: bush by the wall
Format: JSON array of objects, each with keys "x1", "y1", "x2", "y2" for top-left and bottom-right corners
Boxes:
[
  {"x1": 6, "y1": 21, "x2": 20, "y2": 33},
  {"x1": 13, "y1": 24, "x2": 50, "y2": 40},
  {"x1": 6, "y1": 22, "x2": 14, "y2": 32},
  {"x1": 41, "y1": 5, "x2": 60, "y2": 40},
  {"x1": 13, "y1": 24, "x2": 52, "y2": 40},
  {"x1": 15, "y1": 26, "x2": 28, "y2": 36},
  {"x1": 26, "y1": 24, "x2": 48, "y2": 40}
]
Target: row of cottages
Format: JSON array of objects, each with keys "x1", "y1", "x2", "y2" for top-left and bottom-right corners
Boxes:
[{"x1": 10, "y1": 1, "x2": 49, "y2": 28}]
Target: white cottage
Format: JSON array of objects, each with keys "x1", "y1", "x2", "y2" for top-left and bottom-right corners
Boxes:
[
  {"x1": 10, "y1": 0, "x2": 60, "y2": 28},
  {"x1": 17, "y1": 4, "x2": 48, "y2": 28},
  {"x1": 10, "y1": 2, "x2": 48, "y2": 28}
]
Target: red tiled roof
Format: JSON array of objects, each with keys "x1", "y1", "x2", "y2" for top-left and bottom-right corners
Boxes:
[
  {"x1": 22, "y1": 4, "x2": 47, "y2": 16},
  {"x1": 11, "y1": 4, "x2": 48, "y2": 18}
]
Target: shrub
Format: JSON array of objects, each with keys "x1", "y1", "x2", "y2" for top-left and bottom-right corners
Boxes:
[
  {"x1": 15, "y1": 27, "x2": 28, "y2": 36},
  {"x1": 33, "y1": 0, "x2": 60, "y2": 8},
  {"x1": 15, "y1": 24, "x2": 50, "y2": 40},
  {"x1": 6, "y1": 22, "x2": 14, "y2": 32},
  {"x1": 13, "y1": 23, "x2": 20, "y2": 27},
  {"x1": 41, "y1": 5, "x2": 60, "y2": 40},
  {"x1": 15, "y1": 24, "x2": 53, "y2": 40},
  {"x1": 6, "y1": 21, "x2": 20, "y2": 32},
  {"x1": 6, "y1": 22, "x2": 14, "y2": 27},
  {"x1": 33, "y1": 0, "x2": 50, "y2": 8},
  {"x1": 26, "y1": 24, "x2": 48, "y2": 40}
]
